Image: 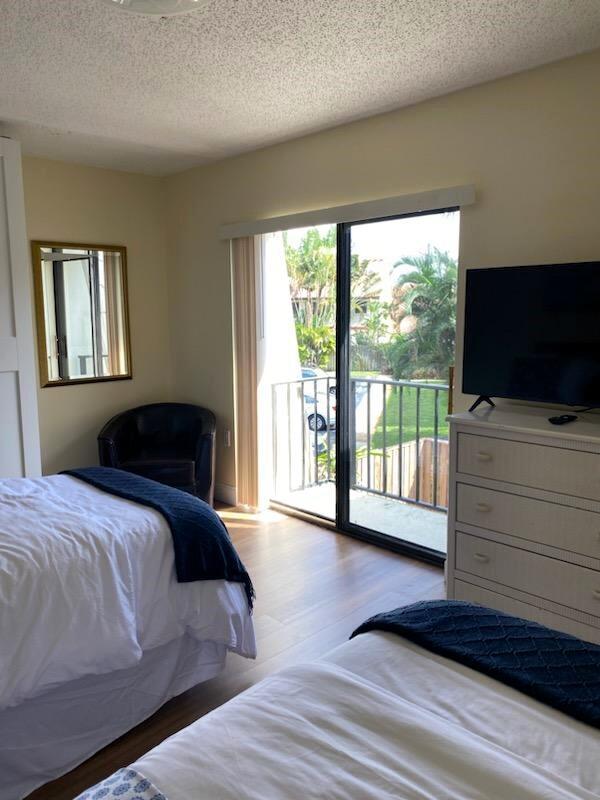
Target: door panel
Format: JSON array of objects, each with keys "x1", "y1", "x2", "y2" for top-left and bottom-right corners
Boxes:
[
  {"x1": 0, "y1": 138, "x2": 41, "y2": 477},
  {"x1": 338, "y1": 211, "x2": 459, "y2": 561}
]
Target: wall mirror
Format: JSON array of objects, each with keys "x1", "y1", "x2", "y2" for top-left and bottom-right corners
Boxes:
[{"x1": 32, "y1": 241, "x2": 132, "y2": 386}]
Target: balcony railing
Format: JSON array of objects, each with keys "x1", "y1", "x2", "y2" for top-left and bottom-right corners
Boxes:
[{"x1": 271, "y1": 376, "x2": 449, "y2": 512}]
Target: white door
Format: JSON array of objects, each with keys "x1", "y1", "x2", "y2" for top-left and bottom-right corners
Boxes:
[{"x1": 0, "y1": 137, "x2": 41, "y2": 477}]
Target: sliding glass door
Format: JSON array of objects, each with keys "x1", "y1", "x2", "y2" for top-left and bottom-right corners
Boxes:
[
  {"x1": 267, "y1": 208, "x2": 459, "y2": 564},
  {"x1": 336, "y1": 210, "x2": 459, "y2": 563}
]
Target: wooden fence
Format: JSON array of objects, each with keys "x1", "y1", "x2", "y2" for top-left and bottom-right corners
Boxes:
[{"x1": 353, "y1": 437, "x2": 449, "y2": 509}]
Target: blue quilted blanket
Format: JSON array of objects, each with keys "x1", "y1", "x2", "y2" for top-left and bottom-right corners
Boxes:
[
  {"x1": 351, "y1": 600, "x2": 600, "y2": 729},
  {"x1": 64, "y1": 466, "x2": 254, "y2": 611}
]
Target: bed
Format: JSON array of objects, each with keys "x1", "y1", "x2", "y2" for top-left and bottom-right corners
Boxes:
[
  {"x1": 78, "y1": 603, "x2": 600, "y2": 800},
  {"x1": 0, "y1": 473, "x2": 256, "y2": 800}
]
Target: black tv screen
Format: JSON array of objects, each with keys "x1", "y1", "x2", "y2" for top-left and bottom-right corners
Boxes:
[{"x1": 462, "y1": 262, "x2": 600, "y2": 407}]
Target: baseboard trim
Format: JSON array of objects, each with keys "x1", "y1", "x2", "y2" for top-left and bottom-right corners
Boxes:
[{"x1": 214, "y1": 482, "x2": 237, "y2": 506}]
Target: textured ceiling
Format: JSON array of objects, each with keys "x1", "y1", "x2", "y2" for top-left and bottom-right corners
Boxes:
[{"x1": 2, "y1": 0, "x2": 600, "y2": 175}]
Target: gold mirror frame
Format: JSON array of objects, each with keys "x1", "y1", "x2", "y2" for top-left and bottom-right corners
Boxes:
[{"x1": 31, "y1": 241, "x2": 133, "y2": 387}]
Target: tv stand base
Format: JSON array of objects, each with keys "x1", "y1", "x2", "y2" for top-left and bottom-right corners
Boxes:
[{"x1": 468, "y1": 395, "x2": 496, "y2": 413}]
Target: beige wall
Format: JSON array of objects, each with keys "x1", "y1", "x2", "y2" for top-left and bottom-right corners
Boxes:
[
  {"x1": 24, "y1": 50, "x2": 599, "y2": 488},
  {"x1": 165, "y1": 50, "x2": 600, "y2": 490},
  {"x1": 23, "y1": 157, "x2": 172, "y2": 474}
]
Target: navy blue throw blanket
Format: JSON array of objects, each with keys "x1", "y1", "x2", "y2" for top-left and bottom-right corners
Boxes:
[
  {"x1": 352, "y1": 600, "x2": 600, "y2": 729},
  {"x1": 63, "y1": 467, "x2": 254, "y2": 611}
]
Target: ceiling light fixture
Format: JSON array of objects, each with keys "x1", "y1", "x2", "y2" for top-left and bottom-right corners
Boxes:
[{"x1": 99, "y1": 0, "x2": 210, "y2": 15}]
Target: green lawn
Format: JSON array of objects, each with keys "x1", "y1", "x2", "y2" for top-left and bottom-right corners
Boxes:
[{"x1": 370, "y1": 382, "x2": 449, "y2": 448}]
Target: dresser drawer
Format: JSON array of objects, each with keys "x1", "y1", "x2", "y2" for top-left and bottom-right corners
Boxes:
[
  {"x1": 456, "y1": 532, "x2": 600, "y2": 618},
  {"x1": 454, "y1": 580, "x2": 544, "y2": 623},
  {"x1": 456, "y1": 483, "x2": 600, "y2": 559},
  {"x1": 457, "y1": 433, "x2": 600, "y2": 501},
  {"x1": 453, "y1": 580, "x2": 600, "y2": 644}
]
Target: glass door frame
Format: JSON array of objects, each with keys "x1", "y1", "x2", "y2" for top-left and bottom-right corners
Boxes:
[{"x1": 335, "y1": 208, "x2": 458, "y2": 567}]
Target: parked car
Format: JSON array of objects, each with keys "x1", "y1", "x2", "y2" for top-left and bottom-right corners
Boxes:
[
  {"x1": 304, "y1": 392, "x2": 336, "y2": 431},
  {"x1": 301, "y1": 367, "x2": 337, "y2": 397}
]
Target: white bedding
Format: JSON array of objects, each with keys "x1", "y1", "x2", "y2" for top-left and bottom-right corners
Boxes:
[
  {"x1": 1, "y1": 635, "x2": 227, "y2": 800},
  {"x1": 0, "y1": 475, "x2": 256, "y2": 710},
  {"x1": 129, "y1": 632, "x2": 600, "y2": 800}
]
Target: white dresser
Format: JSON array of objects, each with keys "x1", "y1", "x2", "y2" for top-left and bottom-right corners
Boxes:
[{"x1": 446, "y1": 405, "x2": 600, "y2": 644}]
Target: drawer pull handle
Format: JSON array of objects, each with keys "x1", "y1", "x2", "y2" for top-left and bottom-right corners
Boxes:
[
  {"x1": 594, "y1": 590, "x2": 600, "y2": 601},
  {"x1": 476, "y1": 452, "x2": 493, "y2": 463},
  {"x1": 475, "y1": 502, "x2": 492, "y2": 513},
  {"x1": 474, "y1": 553, "x2": 490, "y2": 564}
]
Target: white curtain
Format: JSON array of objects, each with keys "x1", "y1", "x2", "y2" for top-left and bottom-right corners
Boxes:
[
  {"x1": 104, "y1": 251, "x2": 127, "y2": 376},
  {"x1": 232, "y1": 237, "x2": 260, "y2": 509},
  {"x1": 256, "y1": 233, "x2": 301, "y2": 508},
  {"x1": 231, "y1": 233, "x2": 301, "y2": 510}
]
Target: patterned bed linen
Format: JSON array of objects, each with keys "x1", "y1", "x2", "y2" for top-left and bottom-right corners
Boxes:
[{"x1": 75, "y1": 768, "x2": 166, "y2": 800}]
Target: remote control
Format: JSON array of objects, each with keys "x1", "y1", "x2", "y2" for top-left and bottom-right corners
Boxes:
[{"x1": 548, "y1": 414, "x2": 578, "y2": 425}]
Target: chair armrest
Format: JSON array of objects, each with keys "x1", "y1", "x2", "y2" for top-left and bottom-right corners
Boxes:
[
  {"x1": 98, "y1": 435, "x2": 120, "y2": 468},
  {"x1": 97, "y1": 412, "x2": 134, "y2": 467},
  {"x1": 194, "y1": 431, "x2": 216, "y2": 505}
]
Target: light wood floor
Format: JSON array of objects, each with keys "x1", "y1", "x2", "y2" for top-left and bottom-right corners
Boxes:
[{"x1": 28, "y1": 507, "x2": 444, "y2": 800}]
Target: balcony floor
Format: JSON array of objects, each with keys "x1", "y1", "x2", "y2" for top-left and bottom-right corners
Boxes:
[{"x1": 273, "y1": 482, "x2": 447, "y2": 553}]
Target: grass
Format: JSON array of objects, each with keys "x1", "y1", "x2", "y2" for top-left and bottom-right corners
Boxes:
[{"x1": 369, "y1": 382, "x2": 449, "y2": 448}]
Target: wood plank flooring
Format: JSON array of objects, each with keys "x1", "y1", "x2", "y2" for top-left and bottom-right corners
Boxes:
[{"x1": 28, "y1": 507, "x2": 444, "y2": 800}]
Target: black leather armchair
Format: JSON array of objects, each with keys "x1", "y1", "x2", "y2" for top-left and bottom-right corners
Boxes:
[{"x1": 98, "y1": 403, "x2": 216, "y2": 505}]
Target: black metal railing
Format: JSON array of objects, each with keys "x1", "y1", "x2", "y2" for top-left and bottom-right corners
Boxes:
[
  {"x1": 271, "y1": 376, "x2": 449, "y2": 511},
  {"x1": 350, "y1": 378, "x2": 449, "y2": 511}
]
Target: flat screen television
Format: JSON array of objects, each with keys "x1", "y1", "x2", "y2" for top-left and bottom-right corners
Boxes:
[{"x1": 462, "y1": 261, "x2": 600, "y2": 408}]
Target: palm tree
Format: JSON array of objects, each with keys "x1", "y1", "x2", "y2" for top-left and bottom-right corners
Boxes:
[
  {"x1": 285, "y1": 227, "x2": 337, "y2": 328},
  {"x1": 284, "y1": 227, "x2": 380, "y2": 365},
  {"x1": 392, "y1": 247, "x2": 457, "y2": 378}
]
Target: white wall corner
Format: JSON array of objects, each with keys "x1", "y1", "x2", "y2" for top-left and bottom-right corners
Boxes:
[{"x1": 214, "y1": 482, "x2": 237, "y2": 506}]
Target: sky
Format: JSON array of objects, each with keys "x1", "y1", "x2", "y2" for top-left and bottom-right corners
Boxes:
[
  {"x1": 350, "y1": 211, "x2": 459, "y2": 268},
  {"x1": 285, "y1": 211, "x2": 460, "y2": 292}
]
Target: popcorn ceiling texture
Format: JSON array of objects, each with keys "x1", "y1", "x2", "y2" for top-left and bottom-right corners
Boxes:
[{"x1": 2, "y1": 0, "x2": 600, "y2": 175}]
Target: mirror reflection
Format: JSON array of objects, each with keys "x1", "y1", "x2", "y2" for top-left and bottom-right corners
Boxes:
[{"x1": 32, "y1": 242, "x2": 132, "y2": 386}]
